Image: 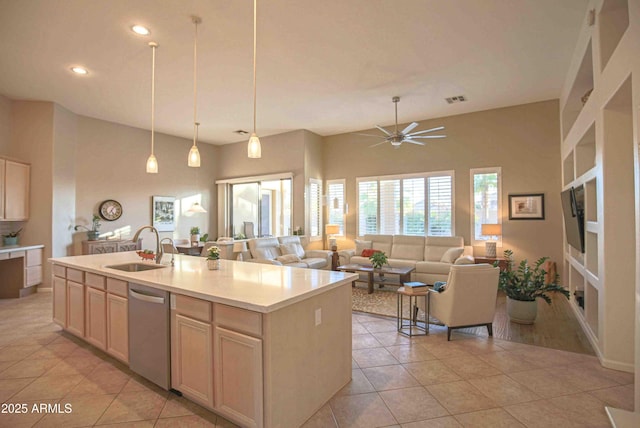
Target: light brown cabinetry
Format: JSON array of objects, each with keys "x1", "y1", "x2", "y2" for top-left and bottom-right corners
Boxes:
[
  {"x1": 1, "y1": 158, "x2": 30, "y2": 220},
  {"x1": 214, "y1": 326, "x2": 263, "y2": 428},
  {"x1": 52, "y1": 275, "x2": 66, "y2": 326},
  {"x1": 85, "y1": 285, "x2": 107, "y2": 350},
  {"x1": 106, "y1": 293, "x2": 128, "y2": 363},
  {"x1": 66, "y1": 280, "x2": 85, "y2": 337},
  {"x1": 171, "y1": 295, "x2": 214, "y2": 408},
  {"x1": 0, "y1": 247, "x2": 43, "y2": 298}
]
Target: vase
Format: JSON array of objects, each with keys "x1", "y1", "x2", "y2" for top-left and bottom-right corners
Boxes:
[
  {"x1": 506, "y1": 297, "x2": 537, "y2": 324},
  {"x1": 87, "y1": 231, "x2": 100, "y2": 241},
  {"x1": 207, "y1": 259, "x2": 220, "y2": 270},
  {"x1": 191, "y1": 234, "x2": 200, "y2": 246},
  {"x1": 3, "y1": 236, "x2": 18, "y2": 246}
]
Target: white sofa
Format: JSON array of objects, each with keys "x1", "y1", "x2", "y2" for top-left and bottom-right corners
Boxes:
[
  {"x1": 340, "y1": 234, "x2": 474, "y2": 284},
  {"x1": 246, "y1": 236, "x2": 331, "y2": 269}
]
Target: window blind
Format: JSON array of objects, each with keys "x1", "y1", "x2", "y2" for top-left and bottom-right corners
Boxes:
[
  {"x1": 428, "y1": 175, "x2": 453, "y2": 236},
  {"x1": 309, "y1": 179, "x2": 322, "y2": 239},
  {"x1": 327, "y1": 180, "x2": 345, "y2": 235},
  {"x1": 358, "y1": 181, "x2": 378, "y2": 235}
]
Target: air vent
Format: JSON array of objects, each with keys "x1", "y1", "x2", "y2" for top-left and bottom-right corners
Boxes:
[
  {"x1": 234, "y1": 129, "x2": 249, "y2": 135},
  {"x1": 445, "y1": 95, "x2": 467, "y2": 104}
]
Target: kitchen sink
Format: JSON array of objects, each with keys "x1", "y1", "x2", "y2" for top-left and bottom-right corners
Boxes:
[{"x1": 105, "y1": 263, "x2": 167, "y2": 272}]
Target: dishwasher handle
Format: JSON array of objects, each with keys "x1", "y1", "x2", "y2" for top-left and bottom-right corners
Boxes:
[{"x1": 130, "y1": 289, "x2": 166, "y2": 305}]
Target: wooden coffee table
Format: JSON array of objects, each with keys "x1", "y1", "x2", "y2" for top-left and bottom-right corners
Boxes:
[{"x1": 336, "y1": 264, "x2": 415, "y2": 294}]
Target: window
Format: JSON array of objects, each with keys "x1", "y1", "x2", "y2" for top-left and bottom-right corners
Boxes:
[
  {"x1": 357, "y1": 171, "x2": 454, "y2": 237},
  {"x1": 309, "y1": 178, "x2": 322, "y2": 241},
  {"x1": 326, "y1": 179, "x2": 346, "y2": 236},
  {"x1": 471, "y1": 167, "x2": 502, "y2": 245}
]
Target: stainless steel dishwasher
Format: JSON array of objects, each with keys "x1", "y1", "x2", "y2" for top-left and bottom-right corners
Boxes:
[{"x1": 128, "y1": 282, "x2": 170, "y2": 390}]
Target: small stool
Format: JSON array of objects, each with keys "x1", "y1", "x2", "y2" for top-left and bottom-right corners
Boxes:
[{"x1": 397, "y1": 285, "x2": 430, "y2": 337}]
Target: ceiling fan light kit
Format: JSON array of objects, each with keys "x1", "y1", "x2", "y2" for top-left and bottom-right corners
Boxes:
[{"x1": 362, "y1": 96, "x2": 446, "y2": 149}]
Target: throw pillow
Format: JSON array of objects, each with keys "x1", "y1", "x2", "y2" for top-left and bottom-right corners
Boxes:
[
  {"x1": 355, "y1": 239, "x2": 372, "y2": 256},
  {"x1": 440, "y1": 247, "x2": 464, "y2": 263},
  {"x1": 276, "y1": 254, "x2": 301, "y2": 264},
  {"x1": 279, "y1": 243, "x2": 305, "y2": 259},
  {"x1": 361, "y1": 248, "x2": 381, "y2": 258},
  {"x1": 433, "y1": 281, "x2": 447, "y2": 292},
  {"x1": 454, "y1": 255, "x2": 475, "y2": 265}
]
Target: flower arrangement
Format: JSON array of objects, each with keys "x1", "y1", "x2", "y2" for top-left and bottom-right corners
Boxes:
[
  {"x1": 2, "y1": 228, "x2": 22, "y2": 238},
  {"x1": 207, "y1": 246, "x2": 220, "y2": 261},
  {"x1": 190, "y1": 226, "x2": 200, "y2": 236}
]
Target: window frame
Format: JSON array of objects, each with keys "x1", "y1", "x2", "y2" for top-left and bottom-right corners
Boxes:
[
  {"x1": 470, "y1": 167, "x2": 502, "y2": 246},
  {"x1": 326, "y1": 179, "x2": 346, "y2": 237},
  {"x1": 356, "y1": 170, "x2": 455, "y2": 238},
  {"x1": 308, "y1": 178, "x2": 323, "y2": 242}
]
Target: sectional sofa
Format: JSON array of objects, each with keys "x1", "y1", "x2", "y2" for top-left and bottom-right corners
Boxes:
[
  {"x1": 339, "y1": 234, "x2": 474, "y2": 284},
  {"x1": 246, "y1": 235, "x2": 331, "y2": 269}
]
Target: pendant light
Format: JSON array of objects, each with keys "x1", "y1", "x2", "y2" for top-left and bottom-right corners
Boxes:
[
  {"x1": 188, "y1": 16, "x2": 202, "y2": 167},
  {"x1": 146, "y1": 41, "x2": 159, "y2": 173},
  {"x1": 247, "y1": 0, "x2": 262, "y2": 158}
]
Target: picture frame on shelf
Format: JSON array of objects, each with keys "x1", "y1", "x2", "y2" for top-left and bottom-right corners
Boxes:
[
  {"x1": 509, "y1": 193, "x2": 545, "y2": 220},
  {"x1": 152, "y1": 196, "x2": 176, "y2": 231}
]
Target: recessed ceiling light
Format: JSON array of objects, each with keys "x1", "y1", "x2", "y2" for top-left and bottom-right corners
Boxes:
[
  {"x1": 132, "y1": 25, "x2": 151, "y2": 36},
  {"x1": 70, "y1": 66, "x2": 88, "y2": 75}
]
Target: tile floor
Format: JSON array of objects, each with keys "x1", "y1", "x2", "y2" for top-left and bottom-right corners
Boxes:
[{"x1": 0, "y1": 293, "x2": 635, "y2": 427}]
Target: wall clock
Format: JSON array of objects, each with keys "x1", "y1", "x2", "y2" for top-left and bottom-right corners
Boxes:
[{"x1": 99, "y1": 199, "x2": 123, "y2": 221}]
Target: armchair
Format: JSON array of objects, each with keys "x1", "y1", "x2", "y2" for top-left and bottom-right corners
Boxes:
[{"x1": 418, "y1": 264, "x2": 499, "y2": 340}]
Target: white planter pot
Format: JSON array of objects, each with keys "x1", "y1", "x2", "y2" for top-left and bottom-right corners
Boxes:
[
  {"x1": 506, "y1": 297, "x2": 538, "y2": 324},
  {"x1": 191, "y1": 234, "x2": 200, "y2": 245},
  {"x1": 207, "y1": 259, "x2": 220, "y2": 270}
]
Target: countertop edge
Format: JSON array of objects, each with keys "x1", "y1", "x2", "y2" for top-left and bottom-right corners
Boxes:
[{"x1": 0, "y1": 244, "x2": 45, "y2": 254}]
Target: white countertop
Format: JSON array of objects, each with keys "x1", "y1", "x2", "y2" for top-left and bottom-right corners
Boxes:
[
  {"x1": 0, "y1": 244, "x2": 45, "y2": 254},
  {"x1": 50, "y1": 252, "x2": 357, "y2": 313}
]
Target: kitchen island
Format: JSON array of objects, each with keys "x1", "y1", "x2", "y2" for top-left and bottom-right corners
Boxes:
[{"x1": 50, "y1": 252, "x2": 357, "y2": 428}]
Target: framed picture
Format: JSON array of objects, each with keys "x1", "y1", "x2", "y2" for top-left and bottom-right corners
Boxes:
[
  {"x1": 509, "y1": 193, "x2": 545, "y2": 220},
  {"x1": 152, "y1": 196, "x2": 176, "y2": 231}
]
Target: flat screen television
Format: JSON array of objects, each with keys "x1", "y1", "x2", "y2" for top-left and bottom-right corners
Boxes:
[{"x1": 560, "y1": 185, "x2": 585, "y2": 253}]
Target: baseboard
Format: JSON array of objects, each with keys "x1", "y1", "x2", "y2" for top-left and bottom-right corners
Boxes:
[
  {"x1": 37, "y1": 286, "x2": 53, "y2": 292},
  {"x1": 601, "y1": 357, "x2": 635, "y2": 374}
]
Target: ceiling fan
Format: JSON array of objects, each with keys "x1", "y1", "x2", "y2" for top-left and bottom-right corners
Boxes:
[{"x1": 357, "y1": 96, "x2": 446, "y2": 148}]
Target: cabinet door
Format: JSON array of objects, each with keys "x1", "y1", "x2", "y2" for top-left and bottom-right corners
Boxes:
[
  {"x1": 53, "y1": 276, "x2": 66, "y2": 327},
  {"x1": 66, "y1": 281, "x2": 85, "y2": 337},
  {"x1": 172, "y1": 314, "x2": 213, "y2": 408},
  {"x1": 106, "y1": 293, "x2": 129, "y2": 363},
  {"x1": 85, "y1": 287, "x2": 107, "y2": 350},
  {"x1": 4, "y1": 160, "x2": 29, "y2": 220},
  {"x1": 0, "y1": 159, "x2": 5, "y2": 219},
  {"x1": 214, "y1": 326, "x2": 263, "y2": 428}
]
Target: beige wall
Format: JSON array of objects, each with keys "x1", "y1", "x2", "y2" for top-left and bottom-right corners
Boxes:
[
  {"x1": 323, "y1": 100, "x2": 564, "y2": 271},
  {"x1": 10, "y1": 101, "x2": 55, "y2": 285},
  {"x1": 74, "y1": 116, "x2": 219, "y2": 252},
  {"x1": 217, "y1": 130, "x2": 306, "y2": 235},
  {"x1": 52, "y1": 104, "x2": 77, "y2": 258},
  {"x1": 0, "y1": 95, "x2": 10, "y2": 153}
]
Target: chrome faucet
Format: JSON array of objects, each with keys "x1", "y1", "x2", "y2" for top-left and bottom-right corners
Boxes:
[
  {"x1": 159, "y1": 237, "x2": 175, "y2": 267},
  {"x1": 132, "y1": 225, "x2": 163, "y2": 264}
]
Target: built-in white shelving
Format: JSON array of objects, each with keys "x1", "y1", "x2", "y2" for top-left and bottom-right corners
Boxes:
[{"x1": 598, "y1": 0, "x2": 629, "y2": 72}]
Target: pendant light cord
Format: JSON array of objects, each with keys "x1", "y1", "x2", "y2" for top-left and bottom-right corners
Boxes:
[
  {"x1": 252, "y1": 0, "x2": 257, "y2": 134},
  {"x1": 151, "y1": 43, "x2": 157, "y2": 155},
  {"x1": 193, "y1": 17, "x2": 200, "y2": 144}
]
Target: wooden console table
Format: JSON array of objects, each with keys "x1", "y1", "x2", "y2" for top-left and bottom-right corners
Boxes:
[
  {"x1": 82, "y1": 239, "x2": 141, "y2": 255},
  {"x1": 474, "y1": 256, "x2": 509, "y2": 271}
]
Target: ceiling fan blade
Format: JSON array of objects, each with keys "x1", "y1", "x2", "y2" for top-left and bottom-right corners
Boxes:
[
  {"x1": 410, "y1": 135, "x2": 447, "y2": 139},
  {"x1": 354, "y1": 133, "x2": 386, "y2": 138},
  {"x1": 375, "y1": 125, "x2": 392, "y2": 136},
  {"x1": 409, "y1": 126, "x2": 445, "y2": 136},
  {"x1": 401, "y1": 122, "x2": 419, "y2": 134},
  {"x1": 404, "y1": 140, "x2": 425, "y2": 146},
  {"x1": 368, "y1": 141, "x2": 388, "y2": 148}
]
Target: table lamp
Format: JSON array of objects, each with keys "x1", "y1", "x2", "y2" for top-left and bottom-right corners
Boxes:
[
  {"x1": 325, "y1": 224, "x2": 340, "y2": 251},
  {"x1": 481, "y1": 224, "x2": 502, "y2": 258},
  {"x1": 233, "y1": 241, "x2": 248, "y2": 261}
]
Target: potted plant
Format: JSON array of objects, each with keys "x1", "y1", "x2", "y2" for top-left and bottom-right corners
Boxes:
[
  {"x1": 74, "y1": 215, "x2": 101, "y2": 240},
  {"x1": 206, "y1": 245, "x2": 220, "y2": 270},
  {"x1": 498, "y1": 249, "x2": 569, "y2": 324},
  {"x1": 2, "y1": 228, "x2": 22, "y2": 246},
  {"x1": 190, "y1": 227, "x2": 200, "y2": 245},
  {"x1": 369, "y1": 251, "x2": 388, "y2": 270}
]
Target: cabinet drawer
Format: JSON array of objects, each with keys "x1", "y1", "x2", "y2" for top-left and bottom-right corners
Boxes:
[
  {"x1": 67, "y1": 268, "x2": 84, "y2": 283},
  {"x1": 85, "y1": 272, "x2": 106, "y2": 290},
  {"x1": 9, "y1": 250, "x2": 25, "y2": 259},
  {"x1": 26, "y1": 248, "x2": 43, "y2": 267},
  {"x1": 174, "y1": 294, "x2": 212, "y2": 323},
  {"x1": 214, "y1": 303, "x2": 262, "y2": 337},
  {"x1": 26, "y1": 266, "x2": 43, "y2": 287},
  {"x1": 106, "y1": 278, "x2": 128, "y2": 297},
  {"x1": 52, "y1": 264, "x2": 66, "y2": 278}
]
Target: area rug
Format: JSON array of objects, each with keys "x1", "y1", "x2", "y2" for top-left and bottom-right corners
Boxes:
[{"x1": 351, "y1": 283, "x2": 434, "y2": 322}]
